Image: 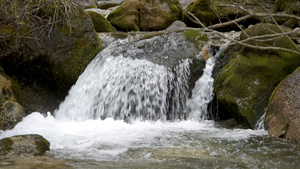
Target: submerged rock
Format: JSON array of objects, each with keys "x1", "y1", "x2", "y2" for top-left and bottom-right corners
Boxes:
[
  {"x1": 214, "y1": 23, "x2": 300, "y2": 128},
  {"x1": 265, "y1": 67, "x2": 300, "y2": 149},
  {"x1": 0, "y1": 135, "x2": 50, "y2": 158}
]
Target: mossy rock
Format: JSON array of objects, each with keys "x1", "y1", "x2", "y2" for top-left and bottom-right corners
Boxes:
[
  {"x1": 0, "y1": 73, "x2": 22, "y2": 103},
  {"x1": 181, "y1": 29, "x2": 208, "y2": 50},
  {"x1": 107, "y1": 0, "x2": 183, "y2": 31},
  {"x1": 87, "y1": 10, "x2": 117, "y2": 32},
  {"x1": 0, "y1": 135, "x2": 50, "y2": 158},
  {"x1": 139, "y1": 0, "x2": 183, "y2": 31},
  {"x1": 214, "y1": 24, "x2": 300, "y2": 128},
  {"x1": 107, "y1": 0, "x2": 140, "y2": 32}
]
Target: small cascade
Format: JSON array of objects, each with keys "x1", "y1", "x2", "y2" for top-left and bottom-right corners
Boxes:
[
  {"x1": 55, "y1": 37, "x2": 191, "y2": 122},
  {"x1": 186, "y1": 41, "x2": 229, "y2": 121},
  {"x1": 255, "y1": 112, "x2": 266, "y2": 130}
]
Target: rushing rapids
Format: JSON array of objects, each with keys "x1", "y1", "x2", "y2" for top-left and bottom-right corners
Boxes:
[{"x1": 1, "y1": 33, "x2": 299, "y2": 168}]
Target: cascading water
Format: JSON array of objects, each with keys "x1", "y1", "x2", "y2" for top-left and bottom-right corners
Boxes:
[
  {"x1": 186, "y1": 41, "x2": 229, "y2": 121},
  {"x1": 1, "y1": 32, "x2": 299, "y2": 169},
  {"x1": 55, "y1": 35, "x2": 192, "y2": 122}
]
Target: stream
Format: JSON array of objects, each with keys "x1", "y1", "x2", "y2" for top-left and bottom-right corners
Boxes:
[{"x1": 1, "y1": 33, "x2": 299, "y2": 169}]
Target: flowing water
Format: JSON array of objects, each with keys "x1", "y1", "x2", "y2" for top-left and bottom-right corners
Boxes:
[{"x1": 1, "y1": 33, "x2": 299, "y2": 169}]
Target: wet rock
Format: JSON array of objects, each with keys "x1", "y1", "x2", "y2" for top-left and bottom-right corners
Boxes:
[
  {"x1": 265, "y1": 67, "x2": 300, "y2": 149},
  {"x1": 0, "y1": 135, "x2": 50, "y2": 158},
  {"x1": 214, "y1": 23, "x2": 300, "y2": 128},
  {"x1": 87, "y1": 10, "x2": 117, "y2": 32}
]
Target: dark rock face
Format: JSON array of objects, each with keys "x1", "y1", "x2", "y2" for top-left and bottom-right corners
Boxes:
[
  {"x1": 0, "y1": 0, "x2": 103, "y2": 114},
  {"x1": 0, "y1": 135, "x2": 50, "y2": 158},
  {"x1": 214, "y1": 23, "x2": 300, "y2": 128},
  {"x1": 265, "y1": 67, "x2": 300, "y2": 149}
]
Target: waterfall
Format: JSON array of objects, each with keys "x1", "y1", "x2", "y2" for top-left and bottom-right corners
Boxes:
[
  {"x1": 55, "y1": 36, "x2": 191, "y2": 122},
  {"x1": 55, "y1": 33, "x2": 229, "y2": 122}
]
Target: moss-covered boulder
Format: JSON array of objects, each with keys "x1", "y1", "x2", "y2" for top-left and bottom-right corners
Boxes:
[
  {"x1": 0, "y1": 0, "x2": 103, "y2": 113},
  {"x1": 139, "y1": 0, "x2": 183, "y2": 31},
  {"x1": 107, "y1": 0, "x2": 183, "y2": 31},
  {"x1": 107, "y1": 0, "x2": 141, "y2": 31},
  {"x1": 0, "y1": 135, "x2": 50, "y2": 158},
  {"x1": 214, "y1": 23, "x2": 300, "y2": 128},
  {"x1": 87, "y1": 10, "x2": 117, "y2": 32},
  {"x1": 0, "y1": 100, "x2": 25, "y2": 130},
  {"x1": 265, "y1": 67, "x2": 300, "y2": 149}
]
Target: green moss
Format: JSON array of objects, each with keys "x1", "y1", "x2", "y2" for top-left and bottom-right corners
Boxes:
[
  {"x1": 170, "y1": 4, "x2": 178, "y2": 12},
  {"x1": 87, "y1": 11, "x2": 117, "y2": 32},
  {"x1": 0, "y1": 138, "x2": 13, "y2": 156},
  {"x1": 35, "y1": 137, "x2": 50, "y2": 155},
  {"x1": 182, "y1": 29, "x2": 208, "y2": 49}
]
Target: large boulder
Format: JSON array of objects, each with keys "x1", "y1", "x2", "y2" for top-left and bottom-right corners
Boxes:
[
  {"x1": 87, "y1": 10, "x2": 117, "y2": 32},
  {"x1": 214, "y1": 23, "x2": 300, "y2": 128},
  {"x1": 265, "y1": 67, "x2": 300, "y2": 149},
  {"x1": 139, "y1": 0, "x2": 183, "y2": 31},
  {"x1": 0, "y1": 0, "x2": 103, "y2": 113},
  {"x1": 107, "y1": 0, "x2": 183, "y2": 31},
  {"x1": 0, "y1": 135, "x2": 50, "y2": 158}
]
